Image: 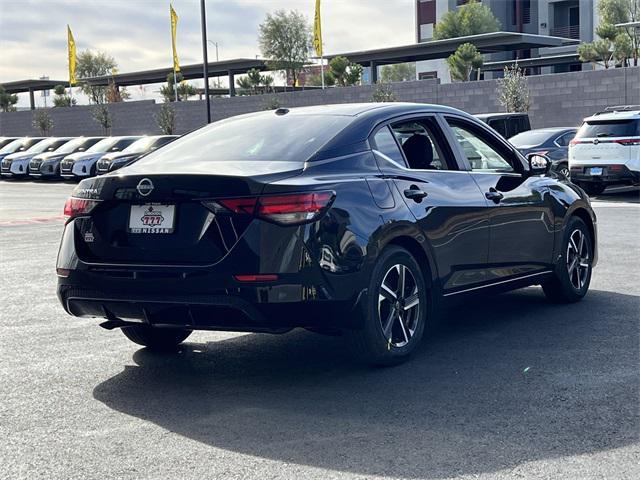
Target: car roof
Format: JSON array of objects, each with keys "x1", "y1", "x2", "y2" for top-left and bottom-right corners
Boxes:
[
  {"x1": 475, "y1": 112, "x2": 529, "y2": 119},
  {"x1": 259, "y1": 102, "x2": 470, "y2": 118},
  {"x1": 585, "y1": 110, "x2": 640, "y2": 122}
]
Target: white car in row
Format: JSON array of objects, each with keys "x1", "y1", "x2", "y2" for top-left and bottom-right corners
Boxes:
[{"x1": 569, "y1": 107, "x2": 640, "y2": 195}]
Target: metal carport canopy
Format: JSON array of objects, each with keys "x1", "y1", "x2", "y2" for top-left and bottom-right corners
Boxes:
[
  {"x1": 326, "y1": 32, "x2": 579, "y2": 66},
  {"x1": 82, "y1": 58, "x2": 269, "y2": 87}
]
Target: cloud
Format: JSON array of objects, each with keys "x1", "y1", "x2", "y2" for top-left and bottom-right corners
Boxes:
[{"x1": 1, "y1": 0, "x2": 415, "y2": 106}]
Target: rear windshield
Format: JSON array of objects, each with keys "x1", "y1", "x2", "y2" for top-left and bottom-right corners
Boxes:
[
  {"x1": 576, "y1": 119, "x2": 640, "y2": 138},
  {"x1": 509, "y1": 130, "x2": 553, "y2": 147},
  {"x1": 135, "y1": 113, "x2": 352, "y2": 167}
]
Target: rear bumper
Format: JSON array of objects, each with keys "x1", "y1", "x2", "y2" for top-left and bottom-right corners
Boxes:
[
  {"x1": 570, "y1": 164, "x2": 640, "y2": 185},
  {"x1": 57, "y1": 282, "x2": 361, "y2": 332}
]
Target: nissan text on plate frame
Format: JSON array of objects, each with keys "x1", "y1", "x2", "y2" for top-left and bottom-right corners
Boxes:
[{"x1": 56, "y1": 103, "x2": 598, "y2": 365}]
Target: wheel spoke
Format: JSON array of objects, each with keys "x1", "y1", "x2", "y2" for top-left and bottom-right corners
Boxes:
[
  {"x1": 397, "y1": 315, "x2": 409, "y2": 344},
  {"x1": 404, "y1": 292, "x2": 419, "y2": 311},
  {"x1": 577, "y1": 232, "x2": 585, "y2": 256},
  {"x1": 397, "y1": 265, "x2": 406, "y2": 298},
  {"x1": 382, "y1": 307, "x2": 396, "y2": 340},
  {"x1": 569, "y1": 236, "x2": 579, "y2": 254},
  {"x1": 380, "y1": 283, "x2": 397, "y2": 302}
]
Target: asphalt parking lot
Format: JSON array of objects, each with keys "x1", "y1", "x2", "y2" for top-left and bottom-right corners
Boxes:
[{"x1": 1, "y1": 180, "x2": 639, "y2": 480}]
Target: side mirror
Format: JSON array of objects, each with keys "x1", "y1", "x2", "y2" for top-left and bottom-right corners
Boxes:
[
  {"x1": 527, "y1": 153, "x2": 551, "y2": 175},
  {"x1": 77, "y1": 147, "x2": 85, "y2": 152},
  {"x1": 111, "y1": 147, "x2": 120, "y2": 151}
]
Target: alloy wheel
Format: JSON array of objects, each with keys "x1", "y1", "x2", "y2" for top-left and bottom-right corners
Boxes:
[
  {"x1": 566, "y1": 229, "x2": 590, "y2": 291},
  {"x1": 378, "y1": 264, "x2": 421, "y2": 348}
]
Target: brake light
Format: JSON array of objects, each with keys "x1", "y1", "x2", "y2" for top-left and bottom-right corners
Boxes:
[
  {"x1": 614, "y1": 138, "x2": 640, "y2": 146},
  {"x1": 234, "y1": 274, "x2": 278, "y2": 282},
  {"x1": 569, "y1": 139, "x2": 581, "y2": 146},
  {"x1": 206, "y1": 191, "x2": 334, "y2": 226},
  {"x1": 63, "y1": 197, "x2": 99, "y2": 220}
]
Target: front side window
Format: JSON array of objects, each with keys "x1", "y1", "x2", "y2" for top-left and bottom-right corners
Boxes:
[{"x1": 448, "y1": 120, "x2": 515, "y2": 173}]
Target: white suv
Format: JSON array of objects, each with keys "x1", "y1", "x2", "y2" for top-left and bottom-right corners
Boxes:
[{"x1": 569, "y1": 107, "x2": 640, "y2": 195}]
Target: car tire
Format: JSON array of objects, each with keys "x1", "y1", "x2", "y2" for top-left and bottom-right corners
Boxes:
[
  {"x1": 542, "y1": 217, "x2": 593, "y2": 303},
  {"x1": 581, "y1": 183, "x2": 606, "y2": 195},
  {"x1": 347, "y1": 246, "x2": 429, "y2": 366},
  {"x1": 121, "y1": 325, "x2": 192, "y2": 351}
]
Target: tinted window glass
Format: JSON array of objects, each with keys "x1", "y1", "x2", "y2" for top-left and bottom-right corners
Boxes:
[
  {"x1": 555, "y1": 132, "x2": 575, "y2": 146},
  {"x1": 488, "y1": 119, "x2": 507, "y2": 137},
  {"x1": 448, "y1": 121, "x2": 515, "y2": 173},
  {"x1": 510, "y1": 130, "x2": 553, "y2": 146},
  {"x1": 372, "y1": 127, "x2": 405, "y2": 165},
  {"x1": 576, "y1": 119, "x2": 640, "y2": 138},
  {"x1": 26, "y1": 138, "x2": 69, "y2": 154},
  {"x1": 136, "y1": 113, "x2": 351, "y2": 166},
  {"x1": 390, "y1": 119, "x2": 453, "y2": 170}
]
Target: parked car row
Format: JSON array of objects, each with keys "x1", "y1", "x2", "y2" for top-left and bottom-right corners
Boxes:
[
  {"x1": 478, "y1": 106, "x2": 640, "y2": 195},
  {"x1": 0, "y1": 135, "x2": 178, "y2": 180}
]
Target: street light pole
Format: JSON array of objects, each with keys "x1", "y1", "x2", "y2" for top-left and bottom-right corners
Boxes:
[
  {"x1": 200, "y1": 0, "x2": 211, "y2": 123},
  {"x1": 208, "y1": 40, "x2": 219, "y2": 62}
]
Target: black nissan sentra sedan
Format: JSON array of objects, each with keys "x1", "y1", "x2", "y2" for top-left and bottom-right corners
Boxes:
[{"x1": 56, "y1": 103, "x2": 597, "y2": 365}]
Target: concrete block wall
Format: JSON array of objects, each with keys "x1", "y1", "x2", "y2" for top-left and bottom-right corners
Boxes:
[{"x1": 1, "y1": 67, "x2": 638, "y2": 137}]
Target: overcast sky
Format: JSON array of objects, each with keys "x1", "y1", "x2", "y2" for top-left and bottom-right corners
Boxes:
[{"x1": 1, "y1": 0, "x2": 415, "y2": 106}]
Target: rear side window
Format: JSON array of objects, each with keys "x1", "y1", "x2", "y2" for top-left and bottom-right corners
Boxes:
[
  {"x1": 372, "y1": 127, "x2": 405, "y2": 165},
  {"x1": 136, "y1": 113, "x2": 352, "y2": 166},
  {"x1": 576, "y1": 119, "x2": 640, "y2": 138},
  {"x1": 555, "y1": 132, "x2": 575, "y2": 146},
  {"x1": 488, "y1": 118, "x2": 507, "y2": 137}
]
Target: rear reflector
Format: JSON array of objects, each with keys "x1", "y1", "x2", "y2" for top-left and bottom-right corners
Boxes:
[
  {"x1": 205, "y1": 191, "x2": 334, "y2": 226},
  {"x1": 56, "y1": 268, "x2": 70, "y2": 278},
  {"x1": 63, "y1": 197, "x2": 100, "y2": 220},
  {"x1": 234, "y1": 274, "x2": 278, "y2": 282}
]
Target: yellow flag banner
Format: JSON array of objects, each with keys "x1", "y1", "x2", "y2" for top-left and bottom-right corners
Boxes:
[
  {"x1": 170, "y1": 4, "x2": 180, "y2": 72},
  {"x1": 67, "y1": 25, "x2": 77, "y2": 86},
  {"x1": 313, "y1": 0, "x2": 323, "y2": 57}
]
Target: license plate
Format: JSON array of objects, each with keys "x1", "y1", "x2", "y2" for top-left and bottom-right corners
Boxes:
[
  {"x1": 589, "y1": 167, "x2": 603, "y2": 176},
  {"x1": 129, "y1": 204, "x2": 175, "y2": 234}
]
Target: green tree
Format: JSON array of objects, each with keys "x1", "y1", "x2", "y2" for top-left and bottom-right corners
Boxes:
[
  {"x1": 446, "y1": 43, "x2": 483, "y2": 82},
  {"x1": 76, "y1": 50, "x2": 117, "y2": 104},
  {"x1": 371, "y1": 83, "x2": 396, "y2": 103},
  {"x1": 579, "y1": 37, "x2": 616, "y2": 68},
  {"x1": 91, "y1": 104, "x2": 113, "y2": 135},
  {"x1": 497, "y1": 63, "x2": 531, "y2": 113},
  {"x1": 0, "y1": 85, "x2": 19, "y2": 112},
  {"x1": 581, "y1": 0, "x2": 640, "y2": 67},
  {"x1": 433, "y1": 0, "x2": 500, "y2": 40},
  {"x1": 32, "y1": 110, "x2": 54, "y2": 135},
  {"x1": 52, "y1": 85, "x2": 76, "y2": 107},
  {"x1": 259, "y1": 10, "x2": 311, "y2": 86},
  {"x1": 155, "y1": 104, "x2": 176, "y2": 135},
  {"x1": 325, "y1": 56, "x2": 362, "y2": 86},
  {"x1": 159, "y1": 73, "x2": 197, "y2": 102},
  {"x1": 380, "y1": 63, "x2": 416, "y2": 83},
  {"x1": 236, "y1": 68, "x2": 275, "y2": 95}
]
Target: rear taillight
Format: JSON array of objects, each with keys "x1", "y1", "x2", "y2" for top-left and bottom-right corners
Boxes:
[
  {"x1": 614, "y1": 138, "x2": 640, "y2": 146},
  {"x1": 63, "y1": 197, "x2": 100, "y2": 220},
  {"x1": 204, "y1": 191, "x2": 334, "y2": 226}
]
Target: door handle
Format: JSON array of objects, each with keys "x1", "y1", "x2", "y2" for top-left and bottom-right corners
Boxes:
[
  {"x1": 485, "y1": 190, "x2": 504, "y2": 203},
  {"x1": 404, "y1": 187, "x2": 428, "y2": 202}
]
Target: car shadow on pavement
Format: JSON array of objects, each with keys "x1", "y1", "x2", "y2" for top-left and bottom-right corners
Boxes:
[{"x1": 93, "y1": 288, "x2": 639, "y2": 479}]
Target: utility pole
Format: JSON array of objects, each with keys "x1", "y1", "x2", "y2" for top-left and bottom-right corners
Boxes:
[{"x1": 200, "y1": 0, "x2": 211, "y2": 123}]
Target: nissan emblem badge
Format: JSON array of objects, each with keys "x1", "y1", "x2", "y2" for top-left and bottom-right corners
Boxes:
[{"x1": 136, "y1": 178, "x2": 154, "y2": 196}]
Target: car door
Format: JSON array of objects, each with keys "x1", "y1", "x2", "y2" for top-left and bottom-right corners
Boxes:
[
  {"x1": 444, "y1": 115, "x2": 554, "y2": 280},
  {"x1": 371, "y1": 115, "x2": 491, "y2": 292}
]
